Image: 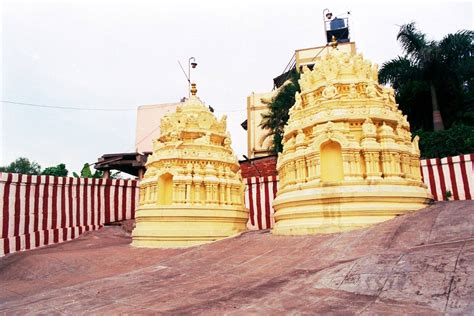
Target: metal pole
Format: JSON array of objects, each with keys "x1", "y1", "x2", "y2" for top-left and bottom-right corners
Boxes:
[
  {"x1": 323, "y1": 8, "x2": 331, "y2": 43},
  {"x1": 188, "y1": 58, "x2": 191, "y2": 97},
  {"x1": 188, "y1": 57, "x2": 195, "y2": 97}
]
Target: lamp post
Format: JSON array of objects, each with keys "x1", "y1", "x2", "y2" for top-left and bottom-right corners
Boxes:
[
  {"x1": 178, "y1": 57, "x2": 198, "y2": 98},
  {"x1": 323, "y1": 8, "x2": 333, "y2": 43}
]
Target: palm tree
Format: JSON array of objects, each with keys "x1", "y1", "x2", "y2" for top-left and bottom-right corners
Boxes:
[
  {"x1": 260, "y1": 70, "x2": 300, "y2": 153},
  {"x1": 379, "y1": 23, "x2": 473, "y2": 131}
]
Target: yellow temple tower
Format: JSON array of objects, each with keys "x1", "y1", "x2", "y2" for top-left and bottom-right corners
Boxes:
[
  {"x1": 132, "y1": 84, "x2": 248, "y2": 247},
  {"x1": 272, "y1": 47, "x2": 433, "y2": 235}
]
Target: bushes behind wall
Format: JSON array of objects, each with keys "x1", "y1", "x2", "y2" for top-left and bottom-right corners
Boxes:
[{"x1": 415, "y1": 124, "x2": 474, "y2": 159}]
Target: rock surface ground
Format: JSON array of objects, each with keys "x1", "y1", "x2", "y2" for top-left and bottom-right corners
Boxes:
[{"x1": 1, "y1": 201, "x2": 473, "y2": 314}]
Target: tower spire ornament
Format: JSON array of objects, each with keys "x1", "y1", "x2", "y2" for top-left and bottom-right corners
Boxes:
[
  {"x1": 191, "y1": 83, "x2": 197, "y2": 96},
  {"x1": 330, "y1": 35, "x2": 338, "y2": 48}
]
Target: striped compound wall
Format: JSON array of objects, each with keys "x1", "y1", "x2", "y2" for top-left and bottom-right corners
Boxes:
[
  {"x1": 420, "y1": 154, "x2": 473, "y2": 202},
  {"x1": 245, "y1": 176, "x2": 278, "y2": 230},
  {"x1": 1, "y1": 154, "x2": 473, "y2": 256},
  {"x1": 1, "y1": 173, "x2": 138, "y2": 256}
]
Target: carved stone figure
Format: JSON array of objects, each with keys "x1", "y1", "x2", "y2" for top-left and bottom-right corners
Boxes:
[
  {"x1": 348, "y1": 83, "x2": 358, "y2": 99},
  {"x1": 366, "y1": 83, "x2": 378, "y2": 98},
  {"x1": 194, "y1": 132, "x2": 211, "y2": 145},
  {"x1": 322, "y1": 84, "x2": 338, "y2": 99}
]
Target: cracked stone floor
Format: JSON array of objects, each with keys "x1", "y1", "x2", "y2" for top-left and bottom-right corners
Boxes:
[{"x1": 1, "y1": 201, "x2": 473, "y2": 314}]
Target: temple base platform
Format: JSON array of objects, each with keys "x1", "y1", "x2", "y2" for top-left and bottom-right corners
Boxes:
[
  {"x1": 132, "y1": 206, "x2": 248, "y2": 248},
  {"x1": 272, "y1": 184, "x2": 432, "y2": 235}
]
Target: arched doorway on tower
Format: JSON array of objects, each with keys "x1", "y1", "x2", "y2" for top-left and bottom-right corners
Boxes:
[
  {"x1": 320, "y1": 140, "x2": 344, "y2": 182},
  {"x1": 157, "y1": 173, "x2": 173, "y2": 205}
]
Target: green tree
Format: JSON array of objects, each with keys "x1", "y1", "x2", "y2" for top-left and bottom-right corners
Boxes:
[
  {"x1": 42, "y1": 163, "x2": 68, "y2": 177},
  {"x1": 260, "y1": 70, "x2": 301, "y2": 153},
  {"x1": 73, "y1": 163, "x2": 103, "y2": 178},
  {"x1": 0, "y1": 157, "x2": 41, "y2": 175},
  {"x1": 414, "y1": 124, "x2": 474, "y2": 158},
  {"x1": 379, "y1": 22, "x2": 474, "y2": 131},
  {"x1": 73, "y1": 163, "x2": 121, "y2": 179}
]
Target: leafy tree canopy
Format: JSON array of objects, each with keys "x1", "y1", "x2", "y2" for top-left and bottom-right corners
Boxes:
[
  {"x1": 414, "y1": 124, "x2": 474, "y2": 158},
  {"x1": 0, "y1": 157, "x2": 41, "y2": 175},
  {"x1": 73, "y1": 163, "x2": 103, "y2": 178},
  {"x1": 73, "y1": 163, "x2": 121, "y2": 179},
  {"x1": 379, "y1": 22, "x2": 474, "y2": 131},
  {"x1": 260, "y1": 70, "x2": 301, "y2": 153},
  {"x1": 42, "y1": 163, "x2": 68, "y2": 177}
]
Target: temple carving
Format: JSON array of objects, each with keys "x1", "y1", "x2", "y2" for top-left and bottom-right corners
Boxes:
[
  {"x1": 272, "y1": 48, "x2": 432, "y2": 235},
  {"x1": 132, "y1": 84, "x2": 248, "y2": 247}
]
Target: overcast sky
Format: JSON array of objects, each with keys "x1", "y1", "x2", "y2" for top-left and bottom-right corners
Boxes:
[{"x1": 1, "y1": 0, "x2": 472, "y2": 175}]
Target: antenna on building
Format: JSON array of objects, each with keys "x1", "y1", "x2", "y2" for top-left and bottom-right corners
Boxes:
[{"x1": 323, "y1": 9, "x2": 350, "y2": 44}]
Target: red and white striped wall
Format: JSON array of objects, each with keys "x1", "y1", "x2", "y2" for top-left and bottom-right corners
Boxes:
[
  {"x1": 245, "y1": 176, "x2": 278, "y2": 230},
  {"x1": 244, "y1": 154, "x2": 474, "y2": 230},
  {"x1": 2, "y1": 154, "x2": 472, "y2": 255},
  {"x1": 421, "y1": 154, "x2": 473, "y2": 201},
  {"x1": 0, "y1": 173, "x2": 138, "y2": 257}
]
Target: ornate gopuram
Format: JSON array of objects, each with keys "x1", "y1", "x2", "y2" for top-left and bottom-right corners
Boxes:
[
  {"x1": 132, "y1": 84, "x2": 248, "y2": 247},
  {"x1": 272, "y1": 48, "x2": 432, "y2": 235}
]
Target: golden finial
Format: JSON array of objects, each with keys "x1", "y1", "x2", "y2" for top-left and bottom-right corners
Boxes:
[
  {"x1": 191, "y1": 83, "x2": 197, "y2": 96},
  {"x1": 330, "y1": 35, "x2": 338, "y2": 48}
]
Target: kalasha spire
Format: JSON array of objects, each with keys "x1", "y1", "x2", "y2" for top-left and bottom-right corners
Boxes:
[{"x1": 190, "y1": 83, "x2": 197, "y2": 96}]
